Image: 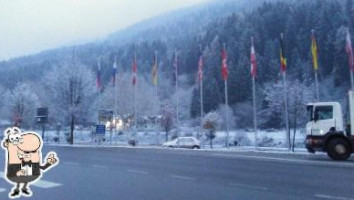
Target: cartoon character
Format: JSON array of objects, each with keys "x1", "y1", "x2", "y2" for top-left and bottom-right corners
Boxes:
[{"x1": 2, "y1": 127, "x2": 59, "y2": 198}]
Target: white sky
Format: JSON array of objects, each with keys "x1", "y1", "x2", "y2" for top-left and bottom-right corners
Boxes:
[{"x1": 0, "y1": 0, "x2": 207, "y2": 61}]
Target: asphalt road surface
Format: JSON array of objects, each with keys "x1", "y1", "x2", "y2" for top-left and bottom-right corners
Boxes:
[{"x1": 0, "y1": 146, "x2": 353, "y2": 200}]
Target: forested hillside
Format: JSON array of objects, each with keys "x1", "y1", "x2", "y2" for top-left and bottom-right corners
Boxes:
[{"x1": 0, "y1": 0, "x2": 353, "y2": 130}]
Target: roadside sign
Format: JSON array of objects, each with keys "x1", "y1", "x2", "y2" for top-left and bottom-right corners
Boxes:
[
  {"x1": 96, "y1": 125, "x2": 106, "y2": 135},
  {"x1": 98, "y1": 110, "x2": 113, "y2": 123},
  {"x1": 36, "y1": 107, "x2": 48, "y2": 124}
]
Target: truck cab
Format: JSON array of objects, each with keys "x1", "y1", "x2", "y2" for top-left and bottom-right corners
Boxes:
[
  {"x1": 306, "y1": 102, "x2": 344, "y2": 137},
  {"x1": 305, "y1": 92, "x2": 354, "y2": 160}
]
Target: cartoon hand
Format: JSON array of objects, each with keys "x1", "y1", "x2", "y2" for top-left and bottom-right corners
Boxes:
[
  {"x1": 46, "y1": 153, "x2": 58, "y2": 165},
  {"x1": 16, "y1": 170, "x2": 26, "y2": 176}
]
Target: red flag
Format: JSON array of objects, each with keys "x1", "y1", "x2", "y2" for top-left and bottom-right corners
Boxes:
[
  {"x1": 250, "y1": 38, "x2": 257, "y2": 77},
  {"x1": 221, "y1": 49, "x2": 228, "y2": 81},
  {"x1": 198, "y1": 55, "x2": 203, "y2": 81},
  {"x1": 347, "y1": 29, "x2": 354, "y2": 72},
  {"x1": 132, "y1": 57, "x2": 137, "y2": 85}
]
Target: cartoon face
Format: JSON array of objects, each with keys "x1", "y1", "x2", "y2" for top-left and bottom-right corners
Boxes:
[
  {"x1": 16, "y1": 133, "x2": 41, "y2": 163},
  {"x1": 2, "y1": 129, "x2": 41, "y2": 164},
  {"x1": 4, "y1": 127, "x2": 23, "y2": 145}
]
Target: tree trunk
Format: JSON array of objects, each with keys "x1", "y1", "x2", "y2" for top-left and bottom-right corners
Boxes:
[
  {"x1": 292, "y1": 111, "x2": 297, "y2": 152},
  {"x1": 209, "y1": 130, "x2": 213, "y2": 149},
  {"x1": 165, "y1": 129, "x2": 168, "y2": 142},
  {"x1": 70, "y1": 114, "x2": 75, "y2": 145}
]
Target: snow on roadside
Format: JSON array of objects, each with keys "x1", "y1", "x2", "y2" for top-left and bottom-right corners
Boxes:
[{"x1": 0, "y1": 126, "x2": 307, "y2": 150}]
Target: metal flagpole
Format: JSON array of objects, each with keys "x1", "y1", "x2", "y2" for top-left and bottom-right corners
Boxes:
[
  {"x1": 314, "y1": 71, "x2": 319, "y2": 102},
  {"x1": 224, "y1": 80, "x2": 229, "y2": 148},
  {"x1": 199, "y1": 44, "x2": 204, "y2": 148},
  {"x1": 347, "y1": 28, "x2": 354, "y2": 90},
  {"x1": 223, "y1": 43, "x2": 230, "y2": 149},
  {"x1": 96, "y1": 59, "x2": 101, "y2": 143},
  {"x1": 350, "y1": 69, "x2": 354, "y2": 90},
  {"x1": 134, "y1": 53, "x2": 138, "y2": 143},
  {"x1": 280, "y1": 33, "x2": 290, "y2": 150},
  {"x1": 155, "y1": 80, "x2": 159, "y2": 144},
  {"x1": 251, "y1": 37, "x2": 257, "y2": 149},
  {"x1": 252, "y1": 76, "x2": 257, "y2": 149},
  {"x1": 114, "y1": 55, "x2": 118, "y2": 145},
  {"x1": 283, "y1": 72, "x2": 290, "y2": 150},
  {"x1": 154, "y1": 51, "x2": 159, "y2": 145},
  {"x1": 175, "y1": 49, "x2": 180, "y2": 142}
]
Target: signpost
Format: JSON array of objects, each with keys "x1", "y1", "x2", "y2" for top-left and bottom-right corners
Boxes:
[
  {"x1": 95, "y1": 124, "x2": 106, "y2": 145},
  {"x1": 97, "y1": 109, "x2": 113, "y2": 145},
  {"x1": 35, "y1": 107, "x2": 48, "y2": 141}
]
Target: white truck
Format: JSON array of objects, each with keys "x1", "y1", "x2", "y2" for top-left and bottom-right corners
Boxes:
[{"x1": 305, "y1": 91, "x2": 354, "y2": 160}]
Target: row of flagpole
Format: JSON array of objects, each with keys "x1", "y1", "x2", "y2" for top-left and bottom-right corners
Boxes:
[{"x1": 95, "y1": 28, "x2": 354, "y2": 149}]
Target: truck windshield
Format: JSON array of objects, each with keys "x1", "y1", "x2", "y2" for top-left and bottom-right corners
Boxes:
[
  {"x1": 314, "y1": 106, "x2": 333, "y2": 120},
  {"x1": 306, "y1": 105, "x2": 314, "y2": 121}
]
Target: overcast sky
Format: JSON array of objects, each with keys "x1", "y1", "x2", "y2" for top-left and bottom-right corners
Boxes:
[{"x1": 0, "y1": 0, "x2": 207, "y2": 61}]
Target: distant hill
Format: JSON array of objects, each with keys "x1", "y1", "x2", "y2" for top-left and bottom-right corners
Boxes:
[
  {"x1": 0, "y1": 0, "x2": 353, "y2": 121},
  {"x1": 0, "y1": 0, "x2": 267, "y2": 89}
]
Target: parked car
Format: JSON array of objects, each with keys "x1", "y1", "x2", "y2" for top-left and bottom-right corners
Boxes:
[{"x1": 162, "y1": 137, "x2": 200, "y2": 149}]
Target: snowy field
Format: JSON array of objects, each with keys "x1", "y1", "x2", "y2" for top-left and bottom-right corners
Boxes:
[{"x1": 1, "y1": 126, "x2": 306, "y2": 150}]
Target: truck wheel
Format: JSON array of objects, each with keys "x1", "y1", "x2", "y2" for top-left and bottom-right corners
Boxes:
[{"x1": 326, "y1": 138, "x2": 351, "y2": 160}]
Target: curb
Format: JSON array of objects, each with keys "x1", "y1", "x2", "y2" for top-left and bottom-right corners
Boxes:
[{"x1": 45, "y1": 143, "x2": 312, "y2": 155}]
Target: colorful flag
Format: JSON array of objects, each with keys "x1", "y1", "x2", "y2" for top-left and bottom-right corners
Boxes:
[
  {"x1": 221, "y1": 49, "x2": 228, "y2": 81},
  {"x1": 198, "y1": 54, "x2": 203, "y2": 82},
  {"x1": 280, "y1": 34, "x2": 287, "y2": 73},
  {"x1": 311, "y1": 31, "x2": 319, "y2": 70},
  {"x1": 112, "y1": 57, "x2": 117, "y2": 86},
  {"x1": 132, "y1": 57, "x2": 137, "y2": 86},
  {"x1": 97, "y1": 61, "x2": 101, "y2": 89},
  {"x1": 152, "y1": 53, "x2": 158, "y2": 86},
  {"x1": 346, "y1": 29, "x2": 354, "y2": 72},
  {"x1": 250, "y1": 38, "x2": 257, "y2": 77}
]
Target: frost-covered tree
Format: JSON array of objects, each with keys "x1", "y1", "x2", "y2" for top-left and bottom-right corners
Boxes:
[
  {"x1": 190, "y1": 87, "x2": 201, "y2": 119},
  {"x1": 261, "y1": 79, "x2": 315, "y2": 149},
  {"x1": 42, "y1": 59, "x2": 96, "y2": 144},
  {"x1": 216, "y1": 104, "x2": 235, "y2": 130},
  {"x1": 171, "y1": 75, "x2": 193, "y2": 122},
  {"x1": 0, "y1": 85, "x2": 6, "y2": 117},
  {"x1": 233, "y1": 102, "x2": 254, "y2": 129},
  {"x1": 160, "y1": 100, "x2": 175, "y2": 142},
  {"x1": 100, "y1": 73, "x2": 154, "y2": 117},
  {"x1": 2, "y1": 83, "x2": 39, "y2": 128},
  {"x1": 202, "y1": 111, "x2": 222, "y2": 149}
]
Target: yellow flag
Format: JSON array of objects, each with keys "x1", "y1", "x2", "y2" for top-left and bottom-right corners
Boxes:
[{"x1": 311, "y1": 35, "x2": 319, "y2": 70}]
